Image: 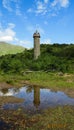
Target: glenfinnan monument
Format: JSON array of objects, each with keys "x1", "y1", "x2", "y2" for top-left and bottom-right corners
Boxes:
[{"x1": 33, "y1": 30, "x2": 40, "y2": 59}]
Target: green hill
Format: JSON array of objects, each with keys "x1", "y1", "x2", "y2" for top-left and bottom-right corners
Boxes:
[{"x1": 0, "y1": 42, "x2": 25, "y2": 56}]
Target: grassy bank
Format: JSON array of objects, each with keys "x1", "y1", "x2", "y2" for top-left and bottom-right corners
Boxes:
[
  {"x1": 0, "y1": 72, "x2": 74, "y2": 88},
  {"x1": 23, "y1": 72, "x2": 74, "y2": 88}
]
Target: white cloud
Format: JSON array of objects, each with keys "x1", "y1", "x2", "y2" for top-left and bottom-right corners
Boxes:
[
  {"x1": 51, "y1": 0, "x2": 58, "y2": 7},
  {"x1": 0, "y1": 36, "x2": 13, "y2": 41},
  {"x1": 2, "y1": 0, "x2": 70, "y2": 17},
  {"x1": 16, "y1": 4, "x2": 22, "y2": 16},
  {"x1": 14, "y1": 38, "x2": 32, "y2": 48},
  {"x1": 51, "y1": 13, "x2": 58, "y2": 17},
  {"x1": 27, "y1": 8, "x2": 33, "y2": 13},
  {"x1": 16, "y1": 9, "x2": 22, "y2": 16},
  {"x1": 44, "y1": 0, "x2": 49, "y2": 4},
  {"x1": 60, "y1": 0, "x2": 69, "y2": 7},
  {"x1": 0, "y1": 23, "x2": 15, "y2": 42},
  {"x1": 0, "y1": 23, "x2": 32, "y2": 48},
  {"x1": 0, "y1": 22, "x2": 33, "y2": 48},
  {"x1": 19, "y1": 40, "x2": 32, "y2": 48},
  {"x1": 51, "y1": 0, "x2": 69, "y2": 8},
  {"x1": 8, "y1": 23, "x2": 15, "y2": 29},
  {"x1": 2, "y1": 0, "x2": 13, "y2": 11},
  {"x1": 2, "y1": 0, "x2": 22, "y2": 15},
  {"x1": 42, "y1": 38, "x2": 51, "y2": 44},
  {"x1": 27, "y1": 0, "x2": 48, "y2": 15},
  {"x1": 35, "y1": 1, "x2": 47, "y2": 15},
  {"x1": 27, "y1": 0, "x2": 69, "y2": 16}
]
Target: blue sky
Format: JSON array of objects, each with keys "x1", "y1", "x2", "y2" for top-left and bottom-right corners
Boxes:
[{"x1": 0, "y1": 0, "x2": 74, "y2": 48}]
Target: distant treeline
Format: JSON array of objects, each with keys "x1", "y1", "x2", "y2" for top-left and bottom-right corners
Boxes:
[{"x1": 0, "y1": 43, "x2": 74, "y2": 74}]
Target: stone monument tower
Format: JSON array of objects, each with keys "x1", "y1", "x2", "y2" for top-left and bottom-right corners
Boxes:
[{"x1": 33, "y1": 30, "x2": 40, "y2": 59}]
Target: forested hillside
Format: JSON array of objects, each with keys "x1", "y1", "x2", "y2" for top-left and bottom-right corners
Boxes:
[
  {"x1": 0, "y1": 44, "x2": 74, "y2": 74},
  {"x1": 0, "y1": 42, "x2": 25, "y2": 56}
]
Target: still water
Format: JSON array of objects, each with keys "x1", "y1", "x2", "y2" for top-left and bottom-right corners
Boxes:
[{"x1": 0, "y1": 86, "x2": 74, "y2": 113}]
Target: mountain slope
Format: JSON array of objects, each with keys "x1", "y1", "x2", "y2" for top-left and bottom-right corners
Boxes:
[{"x1": 0, "y1": 42, "x2": 25, "y2": 56}]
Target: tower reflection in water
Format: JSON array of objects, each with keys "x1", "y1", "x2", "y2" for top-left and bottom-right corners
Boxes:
[{"x1": 33, "y1": 86, "x2": 40, "y2": 108}]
